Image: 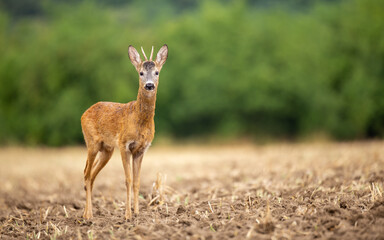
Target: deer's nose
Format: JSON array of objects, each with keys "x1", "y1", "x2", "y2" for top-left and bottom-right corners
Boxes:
[{"x1": 144, "y1": 82, "x2": 155, "y2": 91}]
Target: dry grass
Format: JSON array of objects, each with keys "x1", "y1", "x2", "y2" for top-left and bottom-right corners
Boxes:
[{"x1": 0, "y1": 141, "x2": 384, "y2": 239}]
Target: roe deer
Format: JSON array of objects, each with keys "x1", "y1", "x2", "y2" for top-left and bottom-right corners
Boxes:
[{"x1": 81, "y1": 44, "x2": 168, "y2": 220}]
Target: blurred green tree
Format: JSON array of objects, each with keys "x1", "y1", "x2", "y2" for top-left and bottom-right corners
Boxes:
[{"x1": 0, "y1": 0, "x2": 383, "y2": 145}]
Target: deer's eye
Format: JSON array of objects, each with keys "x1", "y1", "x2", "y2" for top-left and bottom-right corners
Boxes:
[
  {"x1": 140, "y1": 72, "x2": 144, "y2": 76},
  {"x1": 155, "y1": 71, "x2": 159, "y2": 76}
]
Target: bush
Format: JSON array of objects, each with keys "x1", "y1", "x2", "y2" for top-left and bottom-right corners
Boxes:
[{"x1": 0, "y1": 0, "x2": 383, "y2": 145}]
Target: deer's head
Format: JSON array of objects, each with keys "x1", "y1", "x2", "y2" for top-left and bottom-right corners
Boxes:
[{"x1": 128, "y1": 45, "x2": 168, "y2": 93}]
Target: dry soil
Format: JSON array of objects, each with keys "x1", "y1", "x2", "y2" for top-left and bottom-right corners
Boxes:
[{"x1": 0, "y1": 142, "x2": 384, "y2": 239}]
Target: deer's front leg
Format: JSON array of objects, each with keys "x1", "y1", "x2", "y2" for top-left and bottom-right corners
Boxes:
[
  {"x1": 132, "y1": 152, "x2": 144, "y2": 215},
  {"x1": 120, "y1": 146, "x2": 132, "y2": 220}
]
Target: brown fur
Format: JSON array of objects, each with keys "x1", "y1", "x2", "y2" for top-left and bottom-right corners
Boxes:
[{"x1": 81, "y1": 45, "x2": 168, "y2": 220}]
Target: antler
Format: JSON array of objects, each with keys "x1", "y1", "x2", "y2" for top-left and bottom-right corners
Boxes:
[
  {"x1": 141, "y1": 47, "x2": 148, "y2": 61},
  {"x1": 149, "y1": 46, "x2": 154, "y2": 61}
]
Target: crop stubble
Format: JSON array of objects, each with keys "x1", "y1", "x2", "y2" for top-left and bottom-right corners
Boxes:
[{"x1": 0, "y1": 142, "x2": 383, "y2": 239}]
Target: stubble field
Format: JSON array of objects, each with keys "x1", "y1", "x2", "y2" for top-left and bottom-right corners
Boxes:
[{"x1": 0, "y1": 142, "x2": 383, "y2": 239}]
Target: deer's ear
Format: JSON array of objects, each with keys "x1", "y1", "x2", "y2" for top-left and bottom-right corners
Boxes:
[
  {"x1": 128, "y1": 45, "x2": 142, "y2": 71},
  {"x1": 155, "y1": 44, "x2": 168, "y2": 70}
]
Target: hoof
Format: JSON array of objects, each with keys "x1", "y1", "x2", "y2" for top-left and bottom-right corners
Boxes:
[
  {"x1": 83, "y1": 211, "x2": 93, "y2": 220},
  {"x1": 125, "y1": 211, "x2": 132, "y2": 221}
]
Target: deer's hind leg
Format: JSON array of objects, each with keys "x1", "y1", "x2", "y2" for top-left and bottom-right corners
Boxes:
[
  {"x1": 90, "y1": 146, "x2": 114, "y2": 190},
  {"x1": 83, "y1": 143, "x2": 100, "y2": 220}
]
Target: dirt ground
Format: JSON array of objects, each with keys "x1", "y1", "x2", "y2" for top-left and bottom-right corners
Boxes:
[{"x1": 0, "y1": 141, "x2": 384, "y2": 239}]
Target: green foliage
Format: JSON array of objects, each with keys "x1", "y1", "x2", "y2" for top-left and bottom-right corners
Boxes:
[{"x1": 0, "y1": 0, "x2": 383, "y2": 145}]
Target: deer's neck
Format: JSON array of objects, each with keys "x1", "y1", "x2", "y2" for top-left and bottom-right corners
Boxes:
[{"x1": 134, "y1": 88, "x2": 157, "y2": 123}]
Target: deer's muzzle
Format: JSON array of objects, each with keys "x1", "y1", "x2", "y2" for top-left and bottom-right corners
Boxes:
[{"x1": 144, "y1": 82, "x2": 155, "y2": 91}]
